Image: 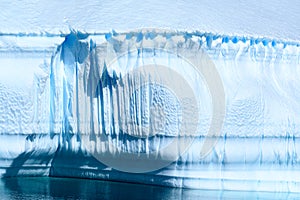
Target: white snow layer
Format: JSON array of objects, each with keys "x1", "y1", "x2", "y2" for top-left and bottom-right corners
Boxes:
[{"x1": 0, "y1": 0, "x2": 299, "y2": 41}]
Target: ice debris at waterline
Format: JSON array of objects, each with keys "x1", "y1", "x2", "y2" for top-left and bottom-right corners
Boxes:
[{"x1": 0, "y1": 30, "x2": 300, "y2": 193}]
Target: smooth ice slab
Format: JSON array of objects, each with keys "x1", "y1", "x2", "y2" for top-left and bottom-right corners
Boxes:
[{"x1": 1, "y1": 0, "x2": 299, "y2": 41}]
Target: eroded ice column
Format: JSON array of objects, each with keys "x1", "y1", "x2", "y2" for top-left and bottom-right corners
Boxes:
[{"x1": 50, "y1": 30, "x2": 300, "y2": 192}]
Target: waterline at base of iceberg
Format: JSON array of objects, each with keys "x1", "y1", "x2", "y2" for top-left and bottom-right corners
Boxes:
[
  {"x1": 1, "y1": 134, "x2": 300, "y2": 193},
  {"x1": 2, "y1": 176, "x2": 299, "y2": 200}
]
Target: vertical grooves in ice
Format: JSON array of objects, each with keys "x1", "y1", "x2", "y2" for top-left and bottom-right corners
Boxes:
[
  {"x1": 0, "y1": 31, "x2": 299, "y2": 192},
  {"x1": 48, "y1": 30, "x2": 300, "y2": 164}
]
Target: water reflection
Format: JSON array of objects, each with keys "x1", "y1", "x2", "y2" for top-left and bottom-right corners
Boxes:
[{"x1": 0, "y1": 177, "x2": 297, "y2": 200}]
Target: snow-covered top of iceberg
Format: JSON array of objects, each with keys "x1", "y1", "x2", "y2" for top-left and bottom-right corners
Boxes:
[{"x1": 0, "y1": 0, "x2": 299, "y2": 41}]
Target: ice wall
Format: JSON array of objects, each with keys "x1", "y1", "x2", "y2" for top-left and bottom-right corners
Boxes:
[{"x1": 1, "y1": 30, "x2": 300, "y2": 192}]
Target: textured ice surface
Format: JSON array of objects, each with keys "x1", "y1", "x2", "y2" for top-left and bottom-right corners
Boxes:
[{"x1": 0, "y1": 30, "x2": 300, "y2": 192}]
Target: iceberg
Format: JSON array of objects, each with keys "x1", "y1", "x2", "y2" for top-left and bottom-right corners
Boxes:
[{"x1": 0, "y1": 30, "x2": 300, "y2": 193}]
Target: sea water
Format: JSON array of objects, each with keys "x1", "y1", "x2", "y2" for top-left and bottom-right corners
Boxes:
[{"x1": 0, "y1": 177, "x2": 298, "y2": 200}]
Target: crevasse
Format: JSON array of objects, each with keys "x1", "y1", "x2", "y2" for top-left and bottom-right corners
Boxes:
[{"x1": 0, "y1": 30, "x2": 300, "y2": 192}]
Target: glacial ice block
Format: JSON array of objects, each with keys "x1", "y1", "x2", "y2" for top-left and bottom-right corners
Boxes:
[{"x1": 1, "y1": 30, "x2": 300, "y2": 193}]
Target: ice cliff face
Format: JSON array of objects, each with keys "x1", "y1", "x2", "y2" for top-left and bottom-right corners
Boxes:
[{"x1": 0, "y1": 30, "x2": 300, "y2": 192}]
